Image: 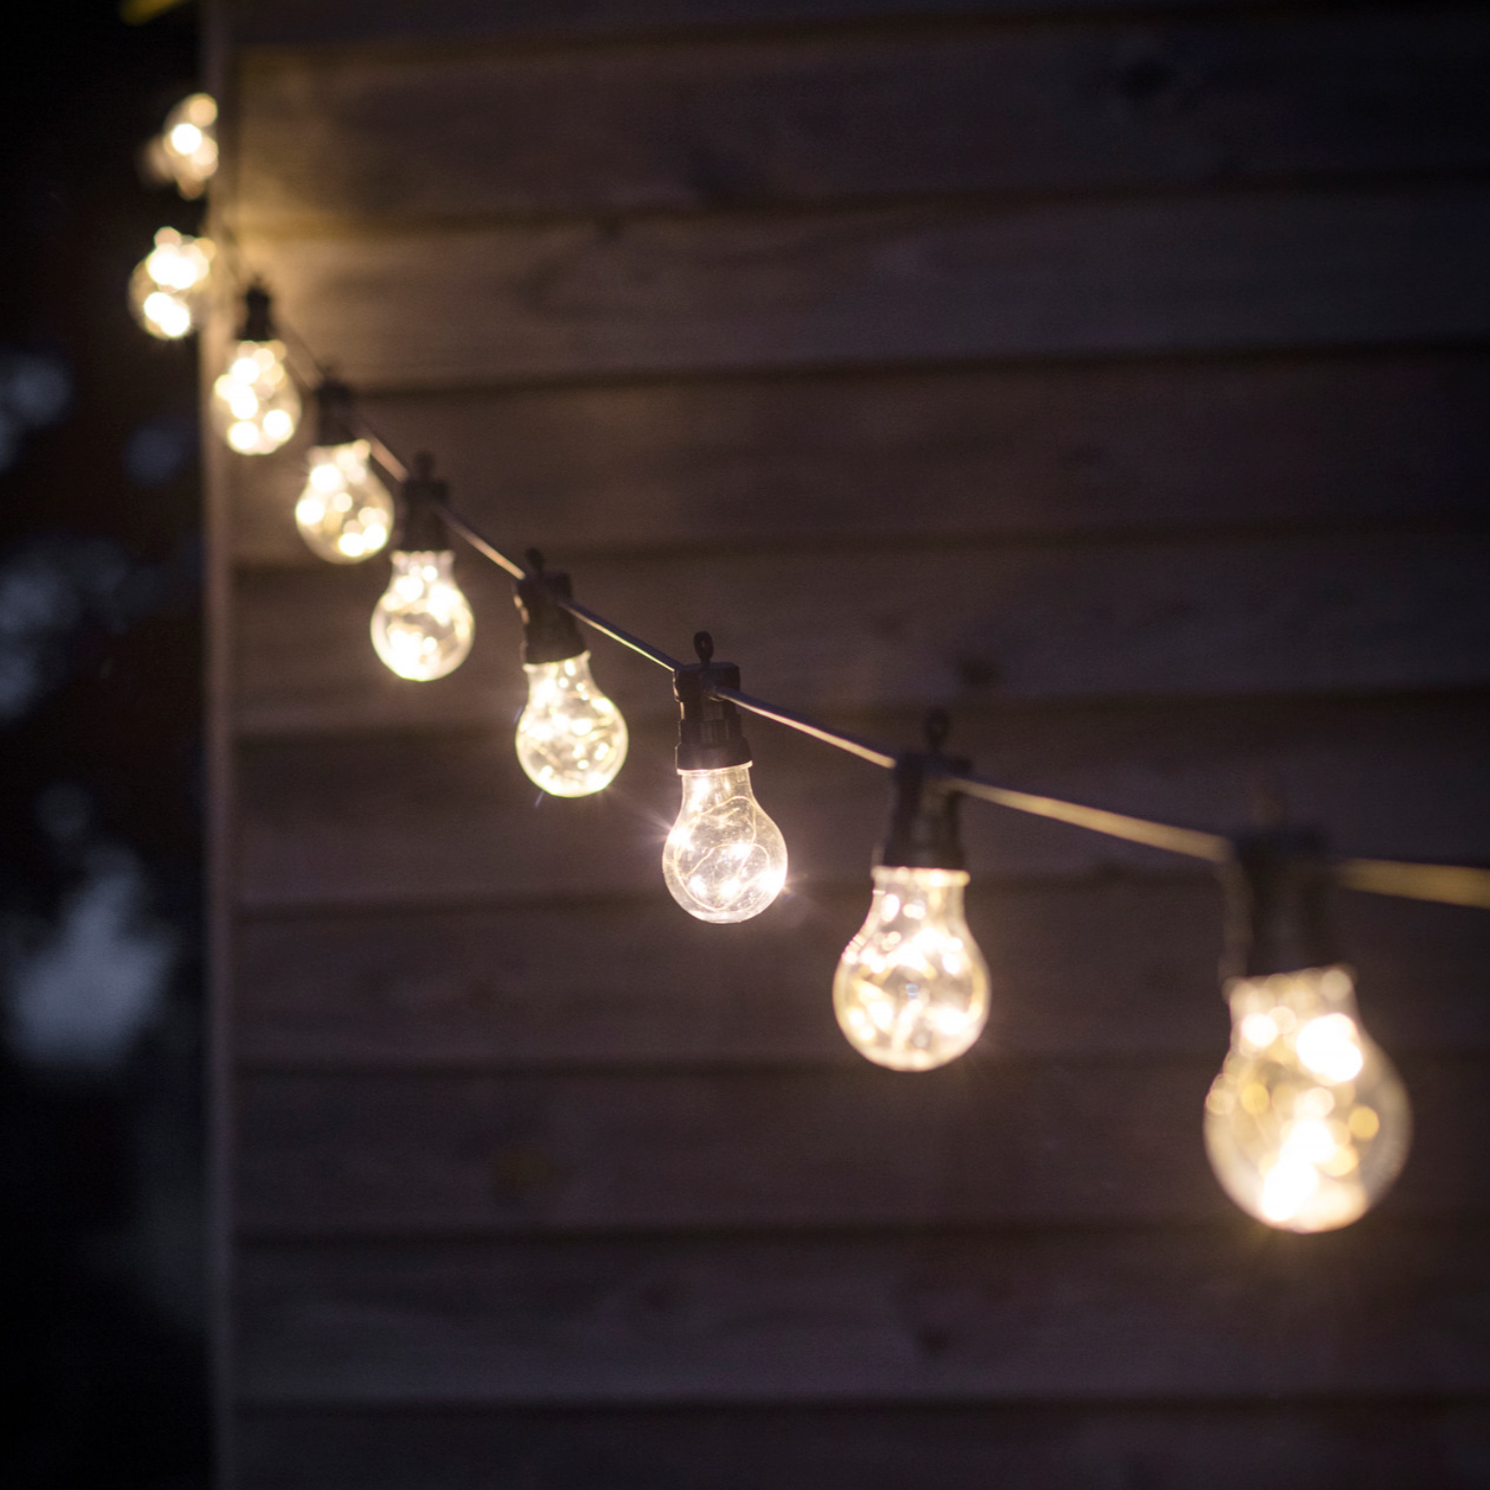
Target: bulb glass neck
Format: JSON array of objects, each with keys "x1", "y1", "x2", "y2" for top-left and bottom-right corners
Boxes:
[{"x1": 390, "y1": 549, "x2": 454, "y2": 580}]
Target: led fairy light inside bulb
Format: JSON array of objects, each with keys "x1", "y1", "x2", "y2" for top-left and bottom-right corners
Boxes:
[
  {"x1": 370, "y1": 453, "x2": 474, "y2": 681},
  {"x1": 834, "y1": 712, "x2": 990, "y2": 1071},
  {"x1": 144, "y1": 93, "x2": 219, "y2": 199},
  {"x1": 129, "y1": 228, "x2": 214, "y2": 339},
  {"x1": 662, "y1": 632, "x2": 787, "y2": 923},
  {"x1": 512, "y1": 551, "x2": 628, "y2": 797},
  {"x1": 210, "y1": 286, "x2": 301, "y2": 455},
  {"x1": 295, "y1": 379, "x2": 395, "y2": 563},
  {"x1": 1204, "y1": 830, "x2": 1411, "y2": 1233}
]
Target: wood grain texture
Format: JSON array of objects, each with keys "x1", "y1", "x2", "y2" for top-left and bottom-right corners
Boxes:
[
  {"x1": 240, "y1": 186, "x2": 1490, "y2": 389},
  {"x1": 228, "y1": 351, "x2": 1490, "y2": 566},
  {"x1": 238, "y1": 1403, "x2": 1490, "y2": 1490},
  {"x1": 235, "y1": 695, "x2": 1490, "y2": 908},
  {"x1": 235, "y1": 11, "x2": 1490, "y2": 226},
  {"x1": 236, "y1": 882, "x2": 1490, "y2": 1066},
  {"x1": 236, "y1": 1223, "x2": 1490, "y2": 1401},
  {"x1": 232, "y1": 530, "x2": 1490, "y2": 735},
  {"x1": 229, "y1": 0, "x2": 1350, "y2": 49},
  {"x1": 235, "y1": 1055, "x2": 1488, "y2": 1234}
]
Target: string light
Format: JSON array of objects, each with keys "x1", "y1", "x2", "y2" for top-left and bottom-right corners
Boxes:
[
  {"x1": 295, "y1": 380, "x2": 395, "y2": 563},
  {"x1": 834, "y1": 716, "x2": 990, "y2": 1071},
  {"x1": 211, "y1": 286, "x2": 301, "y2": 456},
  {"x1": 145, "y1": 92, "x2": 219, "y2": 199},
  {"x1": 662, "y1": 634, "x2": 788, "y2": 923},
  {"x1": 370, "y1": 454, "x2": 474, "y2": 681},
  {"x1": 512, "y1": 553, "x2": 628, "y2": 796},
  {"x1": 129, "y1": 228, "x2": 214, "y2": 340},
  {"x1": 147, "y1": 202, "x2": 1490, "y2": 1225},
  {"x1": 1205, "y1": 832, "x2": 1411, "y2": 1231}
]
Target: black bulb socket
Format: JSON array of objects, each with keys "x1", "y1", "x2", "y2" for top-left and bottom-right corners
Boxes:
[
  {"x1": 238, "y1": 284, "x2": 276, "y2": 343},
  {"x1": 877, "y1": 750, "x2": 970, "y2": 871},
  {"x1": 515, "y1": 570, "x2": 586, "y2": 667},
  {"x1": 396, "y1": 455, "x2": 452, "y2": 552},
  {"x1": 1220, "y1": 827, "x2": 1339, "y2": 982},
  {"x1": 313, "y1": 378, "x2": 358, "y2": 448},
  {"x1": 673, "y1": 656, "x2": 751, "y2": 772}
]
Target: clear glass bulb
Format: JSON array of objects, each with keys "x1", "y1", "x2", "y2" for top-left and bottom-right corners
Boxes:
[
  {"x1": 211, "y1": 339, "x2": 301, "y2": 455},
  {"x1": 370, "y1": 550, "x2": 474, "y2": 681},
  {"x1": 662, "y1": 764, "x2": 787, "y2": 923},
  {"x1": 1205, "y1": 965, "x2": 1411, "y2": 1233},
  {"x1": 515, "y1": 651, "x2": 628, "y2": 797},
  {"x1": 149, "y1": 93, "x2": 218, "y2": 199},
  {"x1": 295, "y1": 440, "x2": 395, "y2": 563},
  {"x1": 129, "y1": 228, "x2": 214, "y2": 340},
  {"x1": 834, "y1": 865, "x2": 990, "y2": 1071}
]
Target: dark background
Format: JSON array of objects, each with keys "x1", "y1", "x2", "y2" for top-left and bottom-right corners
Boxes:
[{"x1": 0, "y1": 3, "x2": 209, "y2": 1486}]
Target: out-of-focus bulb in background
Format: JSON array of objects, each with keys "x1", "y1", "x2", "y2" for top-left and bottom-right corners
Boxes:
[
  {"x1": 516, "y1": 651, "x2": 628, "y2": 797},
  {"x1": 834, "y1": 865, "x2": 989, "y2": 1071},
  {"x1": 211, "y1": 340, "x2": 300, "y2": 455},
  {"x1": 296, "y1": 439, "x2": 395, "y2": 563},
  {"x1": 1205, "y1": 965, "x2": 1410, "y2": 1232},
  {"x1": 129, "y1": 228, "x2": 214, "y2": 339},
  {"x1": 371, "y1": 550, "x2": 474, "y2": 681},
  {"x1": 147, "y1": 93, "x2": 219, "y2": 199},
  {"x1": 662, "y1": 764, "x2": 787, "y2": 923}
]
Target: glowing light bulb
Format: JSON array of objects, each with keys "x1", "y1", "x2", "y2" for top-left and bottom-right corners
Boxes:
[
  {"x1": 1205, "y1": 965, "x2": 1411, "y2": 1232},
  {"x1": 147, "y1": 93, "x2": 219, "y2": 199},
  {"x1": 834, "y1": 865, "x2": 989, "y2": 1071},
  {"x1": 211, "y1": 340, "x2": 300, "y2": 455},
  {"x1": 296, "y1": 440, "x2": 395, "y2": 563},
  {"x1": 662, "y1": 764, "x2": 787, "y2": 923},
  {"x1": 371, "y1": 549, "x2": 474, "y2": 681},
  {"x1": 129, "y1": 228, "x2": 214, "y2": 339},
  {"x1": 516, "y1": 651, "x2": 628, "y2": 797}
]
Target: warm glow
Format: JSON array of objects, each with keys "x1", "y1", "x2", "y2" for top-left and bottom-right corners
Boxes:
[
  {"x1": 129, "y1": 228, "x2": 214, "y2": 340},
  {"x1": 295, "y1": 441, "x2": 395, "y2": 564},
  {"x1": 662, "y1": 764, "x2": 787, "y2": 922},
  {"x1": 834, "y1": 865, "x2": 989, "y2": 1071},
  {"x1": 154, "y1": 93, "x2": 219, "y2": 199},
  {"x1": 1204, "y1": 965, "x2": 1410, "y2": 1232},
  {"x1": 515, "y1": 651, "x2": 628, "y2": 797},
  {"x1": 370, "y1": 550, "x2": 474, "y2": 680},
  {"x1": 210, "y1": 339, "x2": 300, "y2": 455}
]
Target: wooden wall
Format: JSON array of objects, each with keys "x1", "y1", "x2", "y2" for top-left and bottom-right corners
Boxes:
[{"x1": 210, "y1": 2, "x2": 1490, "y2": 1484}]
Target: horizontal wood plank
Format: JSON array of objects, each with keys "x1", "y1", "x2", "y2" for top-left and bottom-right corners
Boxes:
[
  {"x1": 235, "y1": 1056, "x2": 1489, "y2": 1234},
  {"x1": 229, "y1": 0, "x2": 1351, "y2": 50},
  {"x1": 233, "y1": 532, "x2": 1490, "y2": 736},
  {"x1": 236, "y1": 882, "x2": 1490, "y2": 1066},
  {"x1": 236, "y1": 1223, "x2": 1490, "y2": 1400},
  {"x1": 242, "y1": 187, "x2": 1490, "y2": 389},
  {"x1": 229, "y1": 351, "x2": 1490, "y2": 566},
  {"x1": 235, "y1": 695, "x2": 1490, "y2": 907},
  {"x1": 235, "y1": 12, "x2": 1490, "y2": 226},
  {"x1": 237, "y1": 1403, "x2": 1490, "y2": 1490}
]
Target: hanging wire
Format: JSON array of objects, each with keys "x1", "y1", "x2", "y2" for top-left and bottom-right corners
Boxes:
[{"x1": 203, "y1": 264, "x2": 1490, "y2": 911}]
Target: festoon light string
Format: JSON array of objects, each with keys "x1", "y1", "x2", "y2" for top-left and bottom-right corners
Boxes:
[{"x1": 132, "y1": 90, "x2": 1490, "y2": 1234}]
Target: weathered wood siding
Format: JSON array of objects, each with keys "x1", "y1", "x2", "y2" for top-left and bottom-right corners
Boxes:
[{"x1": 211, "y1": 2, "x2": 1490, "y2": 1484}]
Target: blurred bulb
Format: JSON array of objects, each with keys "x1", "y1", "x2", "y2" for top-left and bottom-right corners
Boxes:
[
  {"x1": 211, "y1": 340, "x2": 300, "y2": 455},
  {"x1": 295, "y1": 439, "x2": 395, "y2": 563},
  {"x1": 129, "y1": 229, "x2": 214, "y2": 340},
  {"x1": 371, "y1": 550, "x2": 474, "y2": 681},
  {"x1": 662, "y1": 764, "x2": 786, "y2": 923},
  {"x1": 150, "y1": 93, "x2": 218, "y2": 199},
  {"x1": 834, "y1": 865, "x2": 989, "y2": 1071},
  {"x1": 1205, "y1": 965, "x2": 1410, "y2": 1232},
  {"x1": 515, "y1": 651, "x2": 628, "y2": 797}
]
